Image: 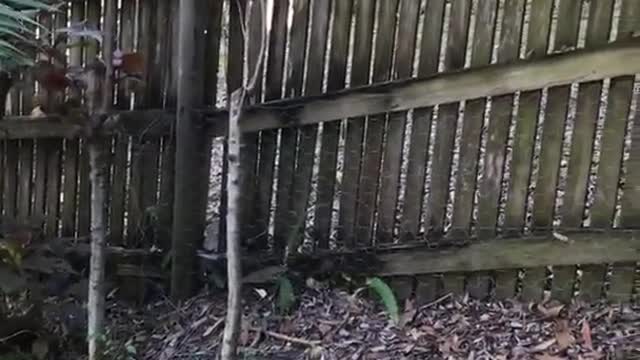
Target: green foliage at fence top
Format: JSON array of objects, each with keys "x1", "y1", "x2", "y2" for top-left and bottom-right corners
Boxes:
[{"x1": 0, "y1": 0, "x2": 60, "y2": 71}]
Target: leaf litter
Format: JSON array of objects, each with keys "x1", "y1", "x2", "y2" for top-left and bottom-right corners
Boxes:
[{"x1": 97, "y1": 285, "x2": 640, "y2": 359}]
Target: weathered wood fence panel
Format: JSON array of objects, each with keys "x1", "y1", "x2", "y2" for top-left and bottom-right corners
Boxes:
[{"x1": 1, "y1": 0, "x2": 639, "y2": 304}]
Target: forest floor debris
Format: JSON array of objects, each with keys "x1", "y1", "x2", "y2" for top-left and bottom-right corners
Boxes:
[{"x1": 95, "y1": 285, "x2": 640, "y2": 360}]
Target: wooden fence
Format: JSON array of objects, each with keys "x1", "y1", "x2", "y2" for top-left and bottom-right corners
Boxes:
[{"x1": 2, "y1": 0, "x2": 640, "y2": 304}]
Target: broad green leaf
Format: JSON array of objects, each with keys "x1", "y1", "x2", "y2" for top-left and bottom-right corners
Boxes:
[
  {"x1": 5, "y1": 0, "x2": 61, "y2": 12},
  {"x1": 366, "y1": 277, "x2": 399, "y2": 324},
  {"x1": 276, "y1": 275, "x2": 295, "y2": 314}
]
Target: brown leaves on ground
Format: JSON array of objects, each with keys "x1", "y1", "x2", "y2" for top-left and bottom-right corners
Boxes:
[{"x1": 92, "y1": 286, "x2": 640, "y2": 360}]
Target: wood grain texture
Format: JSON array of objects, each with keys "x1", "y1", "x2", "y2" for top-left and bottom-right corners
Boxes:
[
  {"x1": 239, "y1": 0, "x2": 264, "y2": 244},
  {"x1": 3, "y1": 141, "x2": 18, "y2": 218},
  {"x1": 354, "y1": 0, "x2": 401, "y2": 246},
  {"x1": 426, "y1": 0, "x2": 472, "y2": 239},
  {"x1": 532, "y1": 0, "x2": 582, "y2": 230},
  {"x1": 273, "y1": 0, "x2": 309, "y2": 254},
  {"x1": 590, "y1": 77, "x2": 634, "y2": 227},
  {"x1": 449, "y1": 0, "x2": 497, "y2": 238},
  {"x1": 338, "y1": 0, "x2": 375, "y2": 247},
  {"x1": 563, "y1": 0, "x2": 615, "y2": 305},
  {"x1": 287, "y1": 0, "x2": 331, "y2": 252},
  {"x1": 236, "y1": 38, "x2": 640, "y2": 133},
  {"x1": 314, "y1": 0, "x2": 352, "y2": 248},
  {"x1": 378, "y1": 230, "x2": 640, "y2": 276},
  {"x1": 476, "y1": 0, "x2": 525, "y2": 240},
  {"x1": 253, "y1": 0, "x2": 288, "y2": 248},
  {"x1": 17, "y1": 140, "x2": 33, "y2": 222},
  {"x1": 562, "y1": 0, "x2": 614, "y2": 228},
  {"x1": 375, "y1": 0, "x2": 420, "y2": 244},
  {"x1": 596, "y1": 0, "x2": 640, "y2": 229},
  {"x1": 400, "y1": 0, "x2": 446, "y2": 241},
  {"x1": 607, "y1": 263, "x2": 636, "y2": 303},
  {"x1": 503, "y1": 0, "x2": 552, "y2": 232}
]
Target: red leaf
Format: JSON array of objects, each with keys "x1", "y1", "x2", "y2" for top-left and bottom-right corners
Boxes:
[
  {"x1": 581, "y1": 319, "x2": 593, "y2": 350},
  {"x1": 114, "y1": 51, "x2": 145, "y2": 75}
]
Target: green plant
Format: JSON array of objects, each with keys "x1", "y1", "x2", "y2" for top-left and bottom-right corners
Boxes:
[
  {"x1": 0, "y1": 0, "x2": 61, "y2": 70},
  {"x1": 275, "y1": 275, "x2": 295, "y2": 315},
  {"x1": 366, "y1": 277, "x2": 400, "y2": 324}
]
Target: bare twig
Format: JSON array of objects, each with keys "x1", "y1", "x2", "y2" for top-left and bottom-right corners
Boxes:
[
  {"x1": 245, "y1": 0, "x2": 267, "y2": 94},
  {"x1": 250, "y1": 327, "x2": 321, "y2": 348},
  {"x1": 0, "y1": 330, "x2": 36, "y2": 343},
  {"x1": 418, "y1": 292, "x2": 453, "y2": 311}
]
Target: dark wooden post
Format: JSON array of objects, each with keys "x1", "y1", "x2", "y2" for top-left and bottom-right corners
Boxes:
[{"x1": 171, "y1": 0, "x2": 209, "y2": 300}]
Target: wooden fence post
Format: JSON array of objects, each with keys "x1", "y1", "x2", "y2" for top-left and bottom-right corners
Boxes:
[{"x1": 171, "y1": 0, "x2": 209, "y2": 300}]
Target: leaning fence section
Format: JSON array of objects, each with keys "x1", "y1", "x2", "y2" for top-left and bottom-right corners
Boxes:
[{"x1": 1, "y1": 0, "x2": 639, "y2": 304}]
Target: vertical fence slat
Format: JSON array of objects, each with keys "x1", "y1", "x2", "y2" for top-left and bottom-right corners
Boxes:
[
  {"x1": 502, "y1": 0, "x2": 553, "y2": 302},
  {"x1": 355, "y1": 0, "x2": 400, "y2": 246},
  {"x1": 286, "y1": 0, "x2": 331, "y2": 252},
  {"x1": 476, "y1": 0, "x2": 525, "y2": 240},
  {"x1": 427, "y1": 0, "x2": 471, "y2": 239},
  {"x1": 17, "y1": 17, "x2": 34, "y2": 224},
  {"x1": 61, "y1": 138, "x2": 79, "y2": 236},
  {"x1": 400, "y1": 0, "x2": 446, "y2": 242},
  {"x1": 44, "y1": 139, "x2": 62, "y2": 236},
  {"x1": 376, "y1": 0, "x2": 420, "y2": 244},
  {"x1": 33, "y1": 142, "x2": 47, "y2": 221},
  {"x1": 604, "y1": 0, "x2": 640, "y2": 303},
  {"x1": 3, "y1": 141, "x2": 18, "y2": 218},
  {"x1": 481, "y1": 0, "x2": 526, "y2": 301},
  {"x1": 563, "y1": 0, "x2": 615, "y2": 303},
  {"x1": 17, "y1": 141, "x2": 33, "y2": 222},
  {"x1": 620, "y1": 0, "x2": 640, "y2": 228},
  {"x1": 503, "y1": 0, "x2": 553, "y2": 236},
  {"x1": 608, "y1": 263, "x2": 636, "y2": 303},
  {"x1": 273, "y1": 0, "x2": 309, "y2": 255},
  {"x1": 430, "y1": 0, "x2": 472, "y2": 296},
  {"x1": 254, "y1": 1, "x2": 289, "y2": 248},
  {"x1": 450, "y1": 0, "x2": 498, "y2": 239},
  {"x1": 43, "y1": 10, "x2": 68, "y2": 236},
  {"x1": 110, "y1": 0, "x2": 136, "y2": 244},
  {"x1": 532, "y1": 0, "x2": 581, "y2": 232},
  {"x1": 314, "y1": 0, "x2": 352, "y2": 249},
  {"x1": 32, "y1": 13, "x2": 52, "y2": 224},
  {"x1": 590, "y1": 96, "x2": 635, "y2": 224},
  {"x1": 534, "y1": 0, "x2": 582, "y2": 303},
  {"x1": 459, "y1": 0, "x2": 500, "y2": 301},
  {"x1": 238, "y1": 0, "x2": 264, "y2": 247},
  {"x1": 198, "y1": 0, "x2": 222, "y2": 251},
  {"x1": 252, "y1": 0, "x2": 284, "y2": 249},
  {"x1": 338, "y1": 0, "x2": 375, "y2": 248}
]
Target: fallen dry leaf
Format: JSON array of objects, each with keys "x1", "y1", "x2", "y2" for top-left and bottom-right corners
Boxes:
[
  {"x1": 317, "y1": 323, "x2": 332, "y2": 335},
  {"x1": 537, "y1": 303, "x2": 566, "y2": 319},
  {"x1": 581, "y1": 319, "x2": 593, "y2": 350},
  {"x1": 555, "y1": 319, "x2": 575, "y2": 350},
  {"x1": 530, "y1": 338, "x2": 557, "y2": 353},
  {"x1": 399, "y1": 298, "x2": 417, "y2": 328},
  {"x1": 536, "y1": 353, "x2": 567, "y2": 360}
]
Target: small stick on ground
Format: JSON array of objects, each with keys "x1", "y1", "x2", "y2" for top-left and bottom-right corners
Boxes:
[{"x1": 250, "y1": 327, "x2": 321, "y2": 348}]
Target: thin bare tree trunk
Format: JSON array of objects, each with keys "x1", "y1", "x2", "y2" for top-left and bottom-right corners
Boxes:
[
  {"x1": 221, "y1": 1, "x2": 267, "y2": 358},
  {"x1": 87, "y1": 137, "x2": 109, "y2": 359},
  {"x1": 87, "y1": 0, "x2": 115, "y2": 358},
  {"x1": 221, "y1": 88, "x2": 245, "y2": 360}
]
